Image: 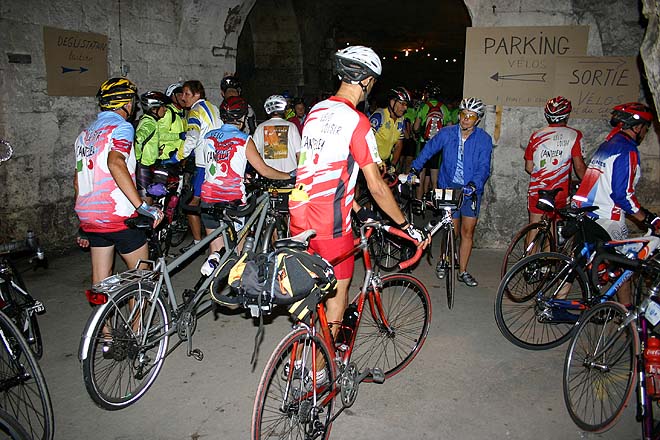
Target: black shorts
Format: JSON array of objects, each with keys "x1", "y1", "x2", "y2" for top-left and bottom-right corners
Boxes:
[
  {"x1": 86, "y1": 228, "x2": 147, "y2": 254},
  {"x1": 401, "y1": 138, "x2": 417, "y2": 157}
]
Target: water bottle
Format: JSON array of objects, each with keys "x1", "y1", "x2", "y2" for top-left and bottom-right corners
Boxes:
[
  {"x1": 200, "y1": 251, "x2": 222, "y2": 276},
  {"x1": 556, "y1": 220, "x2": 565, "y2": 246},
  {"x1": 335, "y1": 304, "x2": 359, "y2": 351},
  {"x1": 165, "y1": 195, "x2": 179, "y2": 222},
  {"x1": 243, "y1": 236, "x2": 255, "y2": 253},
  {"x1": 645, "y1": 336, "x2": 660, "y2": 398}
]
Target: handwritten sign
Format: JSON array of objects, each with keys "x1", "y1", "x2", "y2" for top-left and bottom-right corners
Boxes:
[
  {"x1": 463, "y1": 26, "x2": 589, "y2": 106},
  {"x1": 554, "y1": 57, "x2": 639, "y2": 119},
  {"x1": 43, "y1": 26, "x2": 108, "y2": 96}
]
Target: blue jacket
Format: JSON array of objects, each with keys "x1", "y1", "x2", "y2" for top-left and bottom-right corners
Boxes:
[{"x1": 411, "y1": 125, "x2": 493, "y2": 194}]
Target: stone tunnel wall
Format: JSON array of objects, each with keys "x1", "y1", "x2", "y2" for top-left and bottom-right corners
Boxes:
[{"x1": 0, "y1": 0, "x2": 659, "y2": 250}]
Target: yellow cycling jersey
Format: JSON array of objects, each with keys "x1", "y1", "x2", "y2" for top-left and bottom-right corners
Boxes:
[{"x1": 369, "y1": 108, "x2": 404, "y2": 162}]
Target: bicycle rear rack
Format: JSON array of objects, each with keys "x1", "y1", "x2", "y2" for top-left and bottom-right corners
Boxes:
[{"x1": 92, "y1": 269, "x2": 160, "y2": 295}]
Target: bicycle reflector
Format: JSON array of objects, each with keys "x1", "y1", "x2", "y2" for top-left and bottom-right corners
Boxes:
[{"x1": 85, "y1": 289, "x2": 108, "y2": 305}]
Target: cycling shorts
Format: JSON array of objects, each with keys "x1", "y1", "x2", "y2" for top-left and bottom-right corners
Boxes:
[
  {"x1": 452, "y1": 191, "x2": 482, "y2": 219},
  {"x1": 86, "y1": 228, "x2": 147, "y2": 254},
  {"x1": 308, "y1": 234, "x2": 354, "y2": 280}
]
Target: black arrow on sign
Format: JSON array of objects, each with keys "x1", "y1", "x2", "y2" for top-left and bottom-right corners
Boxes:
[
  {"x1": 490, "y1": 72, "x2": 546, "y2": 82},
  {"x1": 61, "y1": 66, "x2": 89, "y2": 74}
]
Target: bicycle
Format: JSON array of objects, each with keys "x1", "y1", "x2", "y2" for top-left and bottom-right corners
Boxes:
[
  {"x1": 78, "y1": 189, "x2": 280, "y2": 410},
  {"x1": 249, "y1": 221, "x2": 431, "y2": 439},
  {"x1": 501, "y1": 187, "x2": 576, "y2": 278},
  {"x1": 562, "y1": 235, "x2": 660, "y2": 436},
  {"x1": 0, "y1": 407, "x2": 32, "y2": 440},
  {"x1": 0, "y1": 308, "x2": 54, "y2": 440},
  {"x1": 0, "y1": 232, "x2": 47, "y2": 359},
  {"x1": 494, "y1": 208, "x2": 646, "y2": 351}
]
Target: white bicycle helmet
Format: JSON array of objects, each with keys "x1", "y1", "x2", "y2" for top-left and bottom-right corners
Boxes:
[
  {"x1": 165, "y1": 82, "x2": 183, "y2": 97},
  {"x1": 459, "y1": 97, "x2": 485, "y2": 119},
  {"x1": 334, "y1": 46, "x2": 382, "y2": 84},
  {"x1": 264, "y1": 95, "x2": 288, "y2": 115}
]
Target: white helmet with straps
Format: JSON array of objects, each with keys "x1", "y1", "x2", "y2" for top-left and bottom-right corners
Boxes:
[
  {"x1": 264, "y1": 95, "x2": 288, "y2": 115},
  {"x1": 459, "y1": 97, "x2": 485, "y2": 119},
  {"x1": 334, "y1": 46, "x2": 382, "y2": 84}
]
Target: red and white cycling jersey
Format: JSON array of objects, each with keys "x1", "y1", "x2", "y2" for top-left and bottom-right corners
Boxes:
[
  {"x1": 573, "y1": 132, "x2": 641, "y2": 221},
  {"x1": 200, "y1": 124, "x2": 250, "y2": 204},
  {"x1": 289, "y1": 96, "x2": 380, "y2": 240},
  {"x1": 524, "y1": 125, "x2": 583, "y2": 208},
  {"x1": 74, "y1": 111, "x2": 137, "y2": 233}
]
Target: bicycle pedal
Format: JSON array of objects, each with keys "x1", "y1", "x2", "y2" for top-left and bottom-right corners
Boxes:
[
  {"x1": 370, "y1": 368, "x2": 385, "y2": 384},
  {"x1": 190, "y1": 348, "x2": 204, "y2": 361}
]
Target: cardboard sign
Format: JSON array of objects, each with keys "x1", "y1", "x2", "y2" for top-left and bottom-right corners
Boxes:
[
  {"x1": 554, "y1": 57, "x2": 640, "y2": 119},
  {"x1": 43, "y1": 26, "x2": 108, "y2": 96},
  {"x1": 463, "y1": 26, "x2": 589, "y2": 107}
]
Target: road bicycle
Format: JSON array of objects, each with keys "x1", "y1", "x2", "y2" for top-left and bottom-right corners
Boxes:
[
  {"x1": 79, "y1": 189, "x2": 280, "y2": 410},
  {"x1": 0, "y1": 308, "x2": 54, "y2": 440},
  {"x1": 501, "y1": 187, "x2": 576, "y2": 278},
  {"x1": 0, "y1": 233, "x2": 46, "y2": 359},
  {"x1": 494, "y1": 208, "x2": 652, "y2": 350},
  {"x1": 563, "y1": 236, "x2": 660, "y2": 437},
  {"x1": 249, "y1": 221, "x2": 431, "y2": 439}
]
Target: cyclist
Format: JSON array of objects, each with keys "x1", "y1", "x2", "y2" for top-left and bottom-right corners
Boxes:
[
  {"x1": 158, "y1": 82, "x2": 187, "y2": 164},
  {"x1": 220, "y1": 75, "x2": 256, "y2": 134},
  {"x1": 177, "y1": 80, "x2": 222, "y2": 253},
  {"x1": 525, "y1": 96, "x2": 586, "y2": 226},
  {"x1": 410, "y1": 97, "x2": 493, "y2": 287},
  {"x1": 134, "y1": 91, "x2": 171, "y2": 203},
  {"x1": 200, "y1": 96, "x2": 290, "y2": 254},
  {"x1": 289, "y1": 46, "x2": 429, "y2": 364},
  {"x1": 75, "y1": 78, "x2": 163, "y2": 288},
  {"x1": 369, "y1": 86, "x2": 410, "y2": 168},
  {"x1": 252, "y1": 94, "x2": 301, "y2": 173},
  {"x1": 287, "y1": 97, "x2": 307, "y2": 136},
  {"x1": 573, "y1": 102, "x2": 660, "y2": 304}
]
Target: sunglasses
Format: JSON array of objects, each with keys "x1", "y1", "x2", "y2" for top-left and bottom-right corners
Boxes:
[{"x1": 460, "y1": 111, "x2": 478, "y2": 121}]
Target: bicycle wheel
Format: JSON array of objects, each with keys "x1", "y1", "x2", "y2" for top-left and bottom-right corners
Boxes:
[
  {"x1": 169, "y1": 204, "x2": 189, "y2": 248},
  {"x1": 0, "y1": 407, "x2": 32, "y2": 440},
  {"x1": 441, "y1": 227, "x2": 457, "y2": 310},
  {"x1": 494, "y1": 252, "x2": 589, "y2": 350},
  {"x1": 351, "y1": 274, "x2": 431, "y2": 380},
  {"x1": 0, "y1": 310, "x2": 54, "y2": 440},
  {"x1": 501, "y1": 222, "x2": 554, "y2": 278},
  {"x1": 0, "y1": 269, "x2": 43, "y2": 359},
  {"x1": 252, "y1": 328, "x2": 335, "y2": 440},
  {"x1": 81, "y1": 282, "x2": 170, "y2": 410},
  {"x1": 563, "y1": 302, "x2": 636, "y2": 432}
]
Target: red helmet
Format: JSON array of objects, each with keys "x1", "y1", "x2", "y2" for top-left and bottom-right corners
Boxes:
[
  {"x1": 610, "y1": 102, "x2": 653, "y2": 129},
  {"x1": 544, "y1": 96, "x2": 572, "y2": 123},
  {"x1": 219, "y1": 96, "x2": 248, "y2": 122}
]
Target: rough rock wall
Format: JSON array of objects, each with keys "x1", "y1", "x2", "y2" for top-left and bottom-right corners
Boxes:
[{"x1": 0, "y1": 0, "x2": 254, "y2": 246}]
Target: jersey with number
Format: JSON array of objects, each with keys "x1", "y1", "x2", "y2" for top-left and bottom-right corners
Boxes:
[
  {"x1": 200, "y1": 124, "x2": 250, "y2": 204},
  {"x1": 179, "y1": 98, "x2": 222, "y2": 166},
  {"x1": 573, "y1": 132, "x2": 641, "y2": 221},
  {"x1": 524, "y1": 125, "x2": 583, "y2": 207},
  {"x1": 252, "y1": 117, "x2": 301, "y2": 172},
  {"x1": 369, "y1": 108, "x2": 404, "y2": 162},
  {"x1": 74, "y1": 111, "x2": 137, "y2": 233},
  {"x1": 289, "y1": 96, "x2": 380, "y2": 240}
]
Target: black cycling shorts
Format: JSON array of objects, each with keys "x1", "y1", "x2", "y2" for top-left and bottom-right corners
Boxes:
[{"x1": 86, "y1": 228, "x2": 147, "y2": 254}]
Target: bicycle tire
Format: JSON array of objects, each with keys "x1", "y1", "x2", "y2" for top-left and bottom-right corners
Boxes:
[
  {"x1": 81, "y1": 282, "x2": 170, "y2": 410},
  {"x1": 563, "y1": 302, "x2": 636, "y2": 433},
  {"x1": 501, "y1": 222, "x2": 554, "y2": 278},
  {"x1": 169, "y1": 206, "x2": 189, "y2": 248},
  {"x1": 0, "y1": 407, "x2": 32, "y2": 440},
  {"x1": 251, "y1": 327, "x2": 335, "y2": 440},
  {"x1": 494, "y1": 252, "x2": 589, "y2": 350},
  {"x1": 351, "y1": 273, "x2": 431, "y2": 380},
  {"x1": 1, "y1": 265, "x2": 43, "y2": 359},
  {"x1": 443, "y1": 227, "x2": 457, "y2": 310},
  {"x1": 0, "y1": 310, "x2": 54, "y2": 440}
]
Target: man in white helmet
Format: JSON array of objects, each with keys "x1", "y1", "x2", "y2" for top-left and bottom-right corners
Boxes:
[
  {"x1": 252, "y1": 94, "x2": 301, "y2": 173},
  {"x1": 289, "y1": 46, "x2": 429, "y2": 363},
  {"x1": 411, "y1": 97, "x2": 493, "y2": 287}
]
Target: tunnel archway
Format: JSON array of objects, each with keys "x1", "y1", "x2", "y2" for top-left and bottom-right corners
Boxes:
[{"x1": 236, "y1": 0, "x2": 472, "y2": 120}]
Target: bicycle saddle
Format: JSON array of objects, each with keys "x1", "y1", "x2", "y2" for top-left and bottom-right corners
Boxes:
[
  {"x1": 537, "y1": 188, "x2": 563, "y2": 212},
  {"x1": 274, "y1": 229, "x2": 316, "y2": 250}
]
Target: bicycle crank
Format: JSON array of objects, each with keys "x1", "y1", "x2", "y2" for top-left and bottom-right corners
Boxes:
[{"x1": 340, "y1": 363, "x2": 359, "y2": 407}]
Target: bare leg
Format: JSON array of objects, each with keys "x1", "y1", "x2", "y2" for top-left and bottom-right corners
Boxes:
[
  {"x1": 455, "y1": 216, "x2": 478, "y2": 273},
  {"x1": 90, "y1": 246, "x2": 116, "y2": 284}
]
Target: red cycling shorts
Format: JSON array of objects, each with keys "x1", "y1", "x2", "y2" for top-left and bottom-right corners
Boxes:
[{"x1": 308, "y1": 234, "x2": 355, "y2": 280}]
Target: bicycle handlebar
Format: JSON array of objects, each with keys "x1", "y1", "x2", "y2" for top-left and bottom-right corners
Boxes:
[
  {"x1": 381, "y1": 224, "x2": 425, "y2": 270},
  {"x1": 0, "y1": 231, "x2": 45, "y2": 259}
]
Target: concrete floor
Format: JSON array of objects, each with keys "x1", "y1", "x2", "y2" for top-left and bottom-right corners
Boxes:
[{"x1": 22, "y1": 242, "x2": 642, "y2": 440}]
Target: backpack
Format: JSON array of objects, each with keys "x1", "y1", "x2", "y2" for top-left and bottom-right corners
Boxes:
[{"x1": 423, "y1": 101, "x2": 444, "y2": 141}]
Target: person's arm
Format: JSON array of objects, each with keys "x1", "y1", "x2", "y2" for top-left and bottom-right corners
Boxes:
[
  {"x1": 611, "y1": 150, "x2": 641, "y2": 215},
  {"x1": 179, "y1": 106, "x2": 200, "y2": 160},
  {"x1": 571, "y1": 133, "x2": 587, "y2": 180},
  {"x1": 525, "y1": 159, "x2": 534, "y2": 175},
  {"x1": 470, "y1": 131, "x2": 493, "y2": 193},
  {"x1": 410, "y1": 128, "x2": 444, "y2": 171},
  {"x1": 245, "y1": 139, "x2": 290, "y2": 180},
  {"x1": 107, "y1": 150, "x2": 144, "y2": 209}
]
